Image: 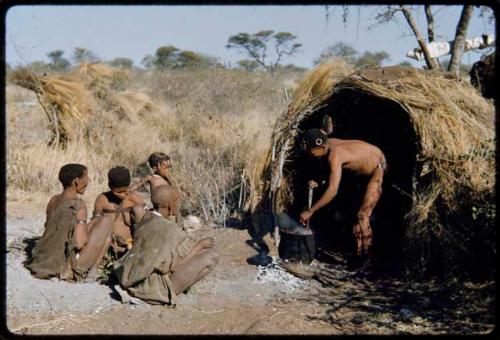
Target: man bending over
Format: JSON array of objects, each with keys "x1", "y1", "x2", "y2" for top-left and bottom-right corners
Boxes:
[{"x1": 299, "y1": 129, "x2": 387, "y2": 256}]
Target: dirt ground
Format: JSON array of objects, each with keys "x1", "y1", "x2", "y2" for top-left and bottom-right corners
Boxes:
[{"x1": 5, "y1": 194, "x2": 496, "y2": 335}]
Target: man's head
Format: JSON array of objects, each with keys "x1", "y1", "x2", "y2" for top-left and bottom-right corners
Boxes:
[
  {"x1": 59, "y1": 163, "x2": 89, "y2": 194},
  {"x1": 302, "y1": 129, "x2": 328, "y2": 158},
  {"x1": 108, "y1": 166, "x2": 131, "y2": 200},
  {"x1": 148, "y1": 152, "x2": 171, "y2": 178},
  {"x1": 151, "y1": 185, "x2": 179, "y2": 218}
]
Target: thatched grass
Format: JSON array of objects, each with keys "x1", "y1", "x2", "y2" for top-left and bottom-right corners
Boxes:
[{"x1": 253, "y1": 62, "x2": 495, "y2": 279}]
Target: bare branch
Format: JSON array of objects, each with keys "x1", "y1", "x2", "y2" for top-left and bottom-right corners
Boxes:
[{"x1": 400, "y1": 5, "x2": 439, "y2": 69}]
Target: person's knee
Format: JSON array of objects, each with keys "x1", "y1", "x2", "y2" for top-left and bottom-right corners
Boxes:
[{"x1": 199, "y1": 237, "x2": 215, "y2": 249}]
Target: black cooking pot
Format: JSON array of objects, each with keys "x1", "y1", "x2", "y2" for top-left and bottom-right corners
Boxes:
[{"x1": 278, "y1": 231, "x2": 316, "y2": 264}]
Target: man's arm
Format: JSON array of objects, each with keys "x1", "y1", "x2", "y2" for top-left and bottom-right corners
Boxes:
[
  {"x1": 129, "y1": 175, "x2": 151, "y2": 192},
  {"x1": 92, "y1": 194, "x2": 106, "y2": 219},
  {"x1": 310, "y1": 158, "x2": 342, "y2": 213},
  {"x1": 73, "y1": 204, "x2": 89, "y2": 250},
  {"x1": 300, "y1": 155, "x2": 342, "y2": 224}
]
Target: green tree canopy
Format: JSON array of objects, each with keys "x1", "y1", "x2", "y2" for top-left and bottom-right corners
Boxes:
[
  {"x1": 110, "y1": 57, "x2": 134, "y2": 69},
  {"x1": 226, "y1": 30, "x2": 302, "y2": 73},
  {"x1": 237, "y1": 59, "x2": 261, "y2": 72},
  {"x1": 354, "y1": 51, "x2": 390, "y2": 68},
  {"x1": 72, "y1": 47, "x2": 99, "y2": 64},
  {"x1": 46, "y1": 49, "x2": 71, "y2": 72},
  {"x1": 150, "y1": 46, "x2": 217, "y2": 70},
  {"x1": 314, "y1": 42, "x2": 358, "y2": 65},
  {"x1": 153, "y1": 45, "x2": 179, "y2": 69}
]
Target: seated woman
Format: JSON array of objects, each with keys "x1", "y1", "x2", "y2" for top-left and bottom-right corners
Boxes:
[
  {"x1": 114, "y1": 185, "x2": 219, "y2": 305},
  {"x1": 93, "y1": 166, "x2": 145, "y2": 253},
  {"x1": 26, "y1": 163, "x2": 114, "y2": 282},
  {"x1": 129, "y1": 152, "x2": 182, "y2": 226}
]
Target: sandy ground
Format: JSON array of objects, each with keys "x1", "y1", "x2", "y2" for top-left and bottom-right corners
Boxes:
[{"x1": 5, "y1": 196, "x2": 496, "y2": 335}]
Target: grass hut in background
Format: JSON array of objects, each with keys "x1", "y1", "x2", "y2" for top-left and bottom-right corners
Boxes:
[{"x1": 251, "y1": 62, "x2": 495, "y2": 280}]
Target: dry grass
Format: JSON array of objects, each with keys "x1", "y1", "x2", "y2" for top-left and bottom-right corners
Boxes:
[{"x1": 6, "y1": 65, "x2": 296, "y2": 224}]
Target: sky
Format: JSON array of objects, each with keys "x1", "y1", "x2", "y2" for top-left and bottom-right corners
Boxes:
[{"x1": 5, "y1": 5, "x2": 496, "y2": 69}]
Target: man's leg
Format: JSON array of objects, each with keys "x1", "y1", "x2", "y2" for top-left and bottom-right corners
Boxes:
[
  {"x1": 179, "y1": 237, "x2": 215, "y2": 263},
  {"x1": 74, "y1": 215, "x2": 114, "y2": 278},
  {"x1": 169, "y1": 250, "x2": 219, "y2": 295},
  {"x1": 353, "y1": 169, "x2": 384, "y2": 255}
]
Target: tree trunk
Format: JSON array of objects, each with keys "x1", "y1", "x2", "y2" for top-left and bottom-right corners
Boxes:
[
  {"x1": 425, "y1": 5, "x2": 442, "y2": 70},
  {"x1": 448, "y1": 5, "x2": 474, "y2": 76},
  {"x1": 424, "y1": 5, "x2": 435, "y2": 43},
  {"x1": 400, "y1": 6, "x2": 439, "y2": 70}
]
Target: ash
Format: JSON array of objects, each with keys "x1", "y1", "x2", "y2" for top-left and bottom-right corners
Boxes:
[{"x1": 254, "y1": 257, "x2": 305, "y2": 291}]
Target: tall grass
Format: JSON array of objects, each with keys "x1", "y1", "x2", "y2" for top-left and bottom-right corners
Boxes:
[{"x1": 6, "y1": 67, "x2": 300, "y2": 224}]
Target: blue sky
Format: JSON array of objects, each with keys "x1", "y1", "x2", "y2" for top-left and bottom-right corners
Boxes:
[{"x1": 5, "y1": 5, "x2": 496, "y2": 69}]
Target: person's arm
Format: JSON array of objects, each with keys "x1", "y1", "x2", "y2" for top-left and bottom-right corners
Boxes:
[
  {"x1": 91, "y1": 194, "x2": 106, "y2": 220},
  {"x1": 73, "y1": 203, "x2": 89, "y2": 250},
  {"x1": 129, "y1": 175, "x2": 152, "y2": 192},
  {"x1": 300, "y1": 155, "x2": 343, "y2": 224}
]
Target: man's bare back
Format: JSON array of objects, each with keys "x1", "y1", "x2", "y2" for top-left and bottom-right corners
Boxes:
[{"x1": 325, "y1": 138, "x2": 386, "y2": 176}]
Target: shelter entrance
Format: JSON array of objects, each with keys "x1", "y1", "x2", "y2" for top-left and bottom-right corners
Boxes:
[{"x1": 284, "y1": 89, "x2": 419, "y2": 273}]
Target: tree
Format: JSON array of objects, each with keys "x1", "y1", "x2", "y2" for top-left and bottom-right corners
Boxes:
[
  {"x1": 46, "y1": 49, "x2": 70, "y2": 72},
  {"x1": 314, "y1": 42, "x2": 358, "y2": 65},
  {"x1": 355, "y1": 51, "x2": 390, "y2": 68},
  {"x1": 398, "y1": 61, "x2": 413, "y2": 67},
  {"x1": 237, "y1": 59, "x2": 260, "y2": 72},
  {"x1": 153, "y1": 45, "x2": 179, "y2": 69},
  {"x1": 72, "y1": 47, "x2": 99, "y2": 65},
  {"x1": 372, "y1": 5, "x2": 479, "y2": 75},
  {"x1": 226, "y1": 30, "x2": 302, "y2": 73},
  {"x1": 448, "y1": 6, "x2": 474, "y2": 75},
  {"x1": 275, "y1": 63, "x2": 307, "y2": 73},
  {"x1": 141, "y1": 54, "x2": 154, "y2": 69},
  {"x1": 26, "y1": 61, "x2": 50, "y2": 75},
  {"x1": 110, "y1": 57, "x2": 134, "y2": 69},
  {"x1": 176, "y1": 51, "x2": 217, "y2": 68}
]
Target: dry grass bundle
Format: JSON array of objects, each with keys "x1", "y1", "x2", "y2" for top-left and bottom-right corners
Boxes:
[
  {"x1": 8, "y1": 69, "x2": 94, "y2": 144},
  {"x1": 67, "y1": 63, "x2": 130, "y2": 90},
  {"x1": 253, "y1": 64, "x2": 495, "y2": 278}
]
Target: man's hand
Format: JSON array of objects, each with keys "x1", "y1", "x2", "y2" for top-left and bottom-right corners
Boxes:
[
  {"x1": 308, "y1": 180, "x2": 319, "y2": 189},
  {"x1": 300, "y1": 210, "x2": 313, "y2": 226}
]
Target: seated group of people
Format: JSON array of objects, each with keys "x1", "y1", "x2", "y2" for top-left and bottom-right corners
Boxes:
[{"x1": 25, "y1": 152, "x2": 219, "y2": 306}]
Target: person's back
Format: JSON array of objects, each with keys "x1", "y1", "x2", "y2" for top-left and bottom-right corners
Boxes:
[
  {"x1": 326, "y1": 138, "x2": 385, "y2": 176},
  {"x1": 114, "y1": 185, "x2": 218, "y2": 305}
]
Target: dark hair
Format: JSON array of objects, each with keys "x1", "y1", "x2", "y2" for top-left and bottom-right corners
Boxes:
[
  {"x1": 58, "y1": 163, "x2": 87, "y2": 188},
  {"x1": 302, "y1": 129, "x2": 328, "y2": 150},
  {"x1": 108, "y1": 166, "x2": 131, "y2": 188},
  {"x1": 148, "y1": 152, "x2": 170, "y2": 168}
]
